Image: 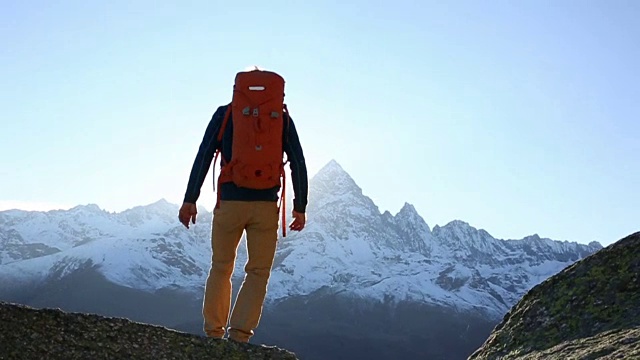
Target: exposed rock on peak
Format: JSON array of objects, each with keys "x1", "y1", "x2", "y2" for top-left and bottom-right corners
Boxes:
[
  {"x1": 70, "y1": 204, "x2": 103, "y2": 213},
  {"x1": 149, "y1": 198, "x2": 171, "y2": 207},
  {"x1": 395, "y1": 203, "x2": 429, "y2": 229},
  {"x1": 397, "y1": 202, "x2": 417, "y2": 215},
  {"x1": 393, "y1": 202, "x2": 433, "y2": 254},
  {"x1": 313, "y1": 159, "x2": 348, "y2": 178},
  {"x1": 306, "y1": 160, "x2": 380, "y2": 220},
  {"x1": 322, "y1": 158, "x2": 342, "y2": 170},
  {"x1": 125, "y1": 199, "x2": 179, "y2": 213},
  {"x1": 432, "y1": 220, "x2": 497, "y2": 256},
  {"x1": 0, "y1": 302, "x2": 298, "y2": 360},
  {"x1": 469, "y1": 231, "x2": 640, "y2": 360},
  {"x1": 588, "y1": 240, "x2": 604, "y2": 251},
  {"x1": 445, "y1": 219, "x2": 472, "y2": 228},
  {"x1": 310, "y1": 160, "x2": 361, "y2": 198}
]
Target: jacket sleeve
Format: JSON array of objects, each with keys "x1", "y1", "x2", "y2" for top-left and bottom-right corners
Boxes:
[
  {"x1": 183, "y1": 106, "x2": 226, "y2": 204},
  {"x1": 283, "y1": 115, "x2": 309, "y2": 213}
]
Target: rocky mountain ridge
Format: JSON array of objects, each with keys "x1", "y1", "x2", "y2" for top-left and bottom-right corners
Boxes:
[{"x1": 0, "y1": 160, "x2": 601, "y2": 321}]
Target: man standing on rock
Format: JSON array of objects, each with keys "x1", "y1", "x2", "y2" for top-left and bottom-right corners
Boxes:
[{"x1": 178, "y1": 68, "x2": 308, "y2": 343}]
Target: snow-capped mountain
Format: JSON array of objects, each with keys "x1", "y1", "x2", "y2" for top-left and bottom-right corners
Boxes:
[
  {"x1": 0, "y1": 200, "x2": 213, "y2": 291},
  {"x1": 268, "y1": 160, "x2": 602, "y2": 318},
  {"x1": 0, "y1": 160, "x2": 602, "y2": 320}
]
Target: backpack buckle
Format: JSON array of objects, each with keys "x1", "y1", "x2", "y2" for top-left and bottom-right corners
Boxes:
[
  {"x1": 242, "y1": 107, "x2": 250, "y2": 116},
  {"x1": 252, "y1": 108, "x2": 259, "y2": 117},
  {"x1": 271, "y1": 111, "x2": 280, "y2": 118}
]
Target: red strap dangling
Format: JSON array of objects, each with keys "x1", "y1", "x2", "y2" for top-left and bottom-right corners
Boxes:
[
  {"x1": 279, "y1": 163, "x2": 287, "y2": 237},
  {"x1": 280, "y1": 105, "x2": 291, "y2": 238}
]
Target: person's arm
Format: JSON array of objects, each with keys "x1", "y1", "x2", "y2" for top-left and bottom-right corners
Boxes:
[
  {"x1": 183, "y1": 106, "x2": 226, "y2": 204},
  {"x1": 283, "y1": 115, "x2": 308, "y2": 214},
  {"x1": 179, "y1": 106, "x2": 225, "y2": 229}
]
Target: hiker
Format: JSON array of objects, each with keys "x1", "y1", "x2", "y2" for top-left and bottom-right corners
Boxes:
[{"x1": 178, "y1": 69, "x2": 308, "y2": 343}]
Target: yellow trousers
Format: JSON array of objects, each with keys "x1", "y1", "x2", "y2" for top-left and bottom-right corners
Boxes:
[{"x1": 202, "y1": 201, "x2": 279, "y2": 342}]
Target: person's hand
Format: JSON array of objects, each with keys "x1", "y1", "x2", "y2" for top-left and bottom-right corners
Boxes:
[
  {"x1": 179, "y1": 202, "x2": 197, "y2": 229},
  {"x1": 289, "y1": 210, "x2": 306, "y2": 232}
]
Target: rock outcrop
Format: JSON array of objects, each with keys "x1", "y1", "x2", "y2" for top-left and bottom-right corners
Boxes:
[
  {"x1": 469, "y1": 232, "x2": 640, "y2": 359},
  {"x1": 0, "y1": 302, "x2": 297, "y2": 360}
]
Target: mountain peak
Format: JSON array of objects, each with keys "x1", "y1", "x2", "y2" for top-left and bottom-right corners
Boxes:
[
  {"x1": 396, "y1": 202, "x2": 424, "y2": 223},
  {"x1": 588, "y1": 241, "x2": 603, "y2": 250},
  {"x1": 310, "y1": 160, "x2": 361, "y2": 196},
  {"x1": 443, "y1": 219, "x2": 472, "y2": 229},
  {"x1": 398, "y1": 202, "x2": 417, "y2": 214},
  {"x1": 70, "y1": 204, "x2": 103, "y2": 213},
  {"x1": 316, "y1": 159, "x2": 346, "y2": 175},
  {"x1": 147, "y1": 199, "x2": 173, "y2": 209},
  {"x1": 142, "y1": 199, "x2": 179, "y2": 212}
]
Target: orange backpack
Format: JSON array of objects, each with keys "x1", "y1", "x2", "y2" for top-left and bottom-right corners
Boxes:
[{"x1": 214, "y1": 69, "x2": 290, "y2": 235}]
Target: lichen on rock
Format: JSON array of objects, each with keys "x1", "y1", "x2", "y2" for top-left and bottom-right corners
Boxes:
[{"x1": 469, "y1": 231, "x2": 640, "y2": 360}]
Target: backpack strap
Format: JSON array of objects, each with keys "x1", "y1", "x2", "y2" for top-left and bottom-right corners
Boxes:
[
  {"x1": 213, "y1": 105, "x2": 232, "y2": 209},
  {"x1": 279, "y1": 104, "x2": 291, "y2": 237},
  {"x1": 283, "y1": 103, "x2": 291, "y2": 143},
  {"x1": 279, "y1": 160, "x2": 288, "y2": 237},
  {"x1": 217, "y1": 104, "x2": 232, "y2": 145}
]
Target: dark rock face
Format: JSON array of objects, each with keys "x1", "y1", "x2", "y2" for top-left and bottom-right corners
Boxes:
[
  {"x1": 0, "y1": 302, "x2": 298, "y2": 360},
  {"x1": 469, "y1": 232, "x2": 640, "y2": 360}
]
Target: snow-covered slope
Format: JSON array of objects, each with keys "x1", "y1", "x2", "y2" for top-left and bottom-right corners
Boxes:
[
  {"x1": 0, "y1": 160, "x2": 602, "y2": 319},
  {"x1": 267, "y1": 160, "x2": 602, "y2": 318},
  {"x1": 0, "y1": 200, "x2": 217, "y2": 292}
]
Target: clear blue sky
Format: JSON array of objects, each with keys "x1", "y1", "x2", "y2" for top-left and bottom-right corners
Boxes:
[{"x1": 1, "y1": 1, "x2": 638, "y2": 246}]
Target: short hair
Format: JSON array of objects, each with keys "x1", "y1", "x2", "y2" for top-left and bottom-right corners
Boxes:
[{"x1": 243, "y1": 65, "x2": 264, "y2": 71}]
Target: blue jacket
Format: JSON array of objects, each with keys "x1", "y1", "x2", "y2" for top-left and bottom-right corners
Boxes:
[{"x1": 183, "y1": 104, "x2": 309, "y2": 213}]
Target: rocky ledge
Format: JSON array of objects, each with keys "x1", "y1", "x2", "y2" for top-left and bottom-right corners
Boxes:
[
  {"x1": 469, "y1": 232, "x2": 640, "y2": 359},
  {"x1": 0, "y1": 302, "x2": 298, "y2": 360}
]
